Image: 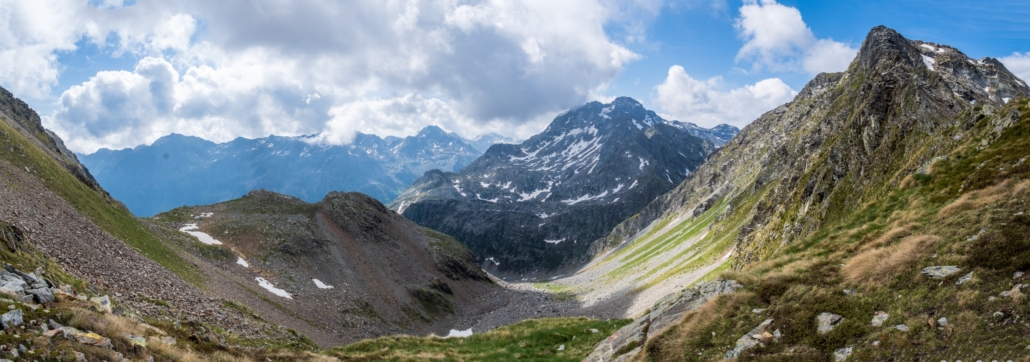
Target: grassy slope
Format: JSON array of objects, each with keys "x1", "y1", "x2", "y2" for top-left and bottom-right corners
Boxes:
[
  {"x1": 0, "y1": 118, "x2": 206, "y2": 287},
  {"x1": 641, "y1": 99, "x2": 1030, "y2": 361},
  {"x1": 330, "y1": 317, "x2": 630, "y2": 361}
]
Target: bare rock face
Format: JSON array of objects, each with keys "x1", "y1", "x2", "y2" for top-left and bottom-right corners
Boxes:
[
  {"x1": 393, "y1": 97, "x2": 735, "y2": 277},
  {"x1": 591, "y1": 25, "x2": 1030, "y2": 270}
]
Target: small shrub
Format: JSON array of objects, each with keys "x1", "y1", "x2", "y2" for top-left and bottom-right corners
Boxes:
[{"x1": 967, "y1": 214, "x2": 1030, "y2": 274}]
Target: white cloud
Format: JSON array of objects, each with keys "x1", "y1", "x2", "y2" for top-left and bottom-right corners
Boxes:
[
  {"x1": 653, "y1": 65, "x2": 796, "y2": 128},
  {"x1": 7, "y1": 0, "x2": 659, "y2": 152},
  {"x1": 45, "y1": 55, "x2": 324, "y2": 153},
  {"x1": 1000, "y1": 52, "x2": 1030, "y2": 84},
  {"x1": 734, "y1": 0, "x2": 856, "y2": 75},
  {"x1": 0, "y1": 0, "x2": 90, "y2": 98}
]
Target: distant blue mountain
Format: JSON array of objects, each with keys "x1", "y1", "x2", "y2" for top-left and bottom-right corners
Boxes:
[{"x1": 79, "y1": 126, "x2": 507, "y2": 216}]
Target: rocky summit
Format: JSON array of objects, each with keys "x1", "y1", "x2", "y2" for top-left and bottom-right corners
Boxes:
[{"x1": 391, "y1": 97, "x2": 737, "y2": 276}]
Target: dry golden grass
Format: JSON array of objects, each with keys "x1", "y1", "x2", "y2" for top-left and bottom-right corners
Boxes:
[
  {"x1": 1014, "y1": 179, "x2": 1030, "y2": 197},
  {"x1": 843, "y1": 234, "x2": 940, "y2": 285},
  {"x1": 900, "y1": 174, "x2": 918, "y2": 188},
  {"x1": 148, "y1": 337, "x2": 256, "y2": 362},
  {"x1": 859, "y1": 223, "x2": 916, "y2": 252},
  {"x1": 938, "y1": 180, "x2": 1011, "y2": 218},
  {"x1": 67, "y1": 308, "x2": 148, "y2": 345},
  {"x1": 645, "y1": 291, "x2": 752, "y2": 362}
]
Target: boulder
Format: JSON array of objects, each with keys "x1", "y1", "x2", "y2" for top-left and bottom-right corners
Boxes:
[
  {"x1": 817, "y1": 312, "x2": 843, "y2": 334},
  {"x1": 956, "y1": 272, "x2": 974, "y2": 285},
  {"x1": 0, "y1": 309, "x2": 22, "y2": 329},
  {"x1": 725, "y1": 318, "x2": 774, "y2": 359},
  {"x1": 920, "y1": 266, "x2": 961, "y2": 279},
  {"x1": 871, "y1": 311, "x2": 889, "y2": 327},
  {"x1": 89, "y1": 295, "x2": 112, "y2": 313},
  {"x1": 26, "y1": 288, "x2": 54, "y2": 304},
  {"x1": 833, "y1": 346, "x2": 853, "y2": 362}
]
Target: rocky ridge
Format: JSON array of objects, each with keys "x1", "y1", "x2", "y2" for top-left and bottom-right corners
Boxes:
[{"x1": 592, "y1": 25, "x2": 1029, "y2": 267}]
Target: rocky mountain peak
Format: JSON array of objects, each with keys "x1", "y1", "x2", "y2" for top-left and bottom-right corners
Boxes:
[
  {"x1": 391, "y1": 98, "x2": 724, "y2": 275},
  {"x1": 415, "y1": 125, "x2": 450, "y2": 138},
  {"x1": 855, "y1": 26, "x2": 1028, "y2": 108}
]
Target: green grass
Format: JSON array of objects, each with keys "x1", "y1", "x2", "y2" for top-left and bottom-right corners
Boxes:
[
  {"x1": 329, "y1": 317, "x2": 630, "y2": 361},
  {"x1": 640, "y1": 98, "x2": 1030, "y2": 361},
  {"x1": 0, "y1": 120, "x2": 205, "y2": 287}
]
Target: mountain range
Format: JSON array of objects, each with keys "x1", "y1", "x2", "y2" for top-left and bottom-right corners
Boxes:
[
  {"x1": 3, "y1": 23, "x2": 1030, "y2": 362},
  {"x1": 391, "y1": 97, "x2": 739, "y2": 275},
  {"x1": 78, "y1": 126, "x2": 517, "y2": 216}
]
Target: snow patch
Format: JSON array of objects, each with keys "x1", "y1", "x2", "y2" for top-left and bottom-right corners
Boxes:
[
  {"x1": 919, "y1": 44, "x2": 944, "y2": 53},
  {"x1": 628, "y1": 180, "x2": 639, "y2": 189},
  {"x1": 921, "y1": 55, "x2": 936, "y2": 71},
  {"x1": 236, "y1": 257, "x2": 249, "y2": 267},
  {"x1": 446, "y1": 329, "x2": 473, "y2": 338},
  {"x1": 312, "y1": 279, "x2": 334, "y2": 289},
  {"x1": 1003, "y1": 97, "x2": 1011, "y2": 104},
  {"x1": 536, "y1": 212, "x2": 552, "y2": 219},
  {"x1": 562, "y1": 190, "x2": 609, "y2": 205},
  {"x1": 518, "y1": 186, "x2": 551, "y2": 201},
  {"x1": 544, "y1": 238, "x2": 565, "y2": 244},
  {"x1": 600, "y1": 106, "x2": 614, "y2": 119},
  {"x1": 179, "y1": 224, "x2": 223, "y2": 245},
  {"x1": 255, "y1": 277, "x2": 292, "y2": 299},
  {"x1": 452, "y1": 180, "x2": 467, "y2": 197},
  {"x1": 637, "y1": 157, "x2": 649, "y2": 171},
  {"x1": 485, "y1": 257, "x2": 500, "y2": 266}
]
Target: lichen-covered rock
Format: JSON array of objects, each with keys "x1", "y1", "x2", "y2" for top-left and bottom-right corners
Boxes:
[
  {"x1": 89, "y1": 295, "x2": 112, "y2": 313},
  {"x1": 725, "y1": 318, "x2": 775, "y2": 359},
  {"x1": 871, "y1": 311, "x2": 889, "y2": 327},
  {"x1": 0, "y1": 309, "x2": 21, "y2": 329},
  {"x1": 921, "y1": 266, "x2": 961, "y2": 279},
  {"x1": 834, "y1": 347, "x2": 853, "y2": 362},
  {"x1": 817, "y1": 312, "x2": 843, "y2": 334}
]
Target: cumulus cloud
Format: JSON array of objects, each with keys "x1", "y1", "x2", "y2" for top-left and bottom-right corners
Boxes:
[
  {"x1": 8, "y1": 0, "x2": 658, "y2": 152},
  {"x1": 735, "y1": 0, "x2": 857, "y2": 75},
  {"x1": 1000, "y1": 52, "x2": 1030, "y2": 84},
  {"x1": 47, "y1": 56, "x2": 325, "y2": 153},
  {"x1": 653, "y1": 65, "x2": 796, "y2": 128}
]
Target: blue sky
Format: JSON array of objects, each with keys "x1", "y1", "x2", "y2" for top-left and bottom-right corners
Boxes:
[{"x1": 2, "y1": 0, "x2": 1028, "y2": 153}]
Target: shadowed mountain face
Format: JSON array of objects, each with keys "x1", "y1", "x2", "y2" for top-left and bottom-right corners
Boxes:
[
  {"x1": 153, "y1": 190, "x2": 501, "y2": 345},
  {"x1": 79, "y1": 126, "x2": 509, "y2": 217},
  {"x1": 391, "y1": 97, "x2": 738, "y2": 277}
]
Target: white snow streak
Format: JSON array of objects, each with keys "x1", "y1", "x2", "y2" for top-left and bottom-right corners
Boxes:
[
  {"x1": 179, "y1": 224, "x2": 223, "y2": 245},
  {"x1": 313, "y1": 279, "x2": 334, "y2": 289},
  {"x1": 255, "y1": 277, "x2": 292, "y2": 299}
]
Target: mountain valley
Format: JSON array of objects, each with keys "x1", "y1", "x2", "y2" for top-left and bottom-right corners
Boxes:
[{"x1": 1, "y1": 22, "x2": 1030, "y2": 362}]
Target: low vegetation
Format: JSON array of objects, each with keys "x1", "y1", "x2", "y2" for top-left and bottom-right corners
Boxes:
[
  {"x1": 329, "y1": 317, "x2": 629, "y2": 361},
  {"x1": 639, "y1": 99, "x2": 1030, "y2": 361}
]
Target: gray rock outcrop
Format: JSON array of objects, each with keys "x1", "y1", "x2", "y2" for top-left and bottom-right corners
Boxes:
[{"x1": 584, "y1": 280, "x2": 742, "y2": 362}]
